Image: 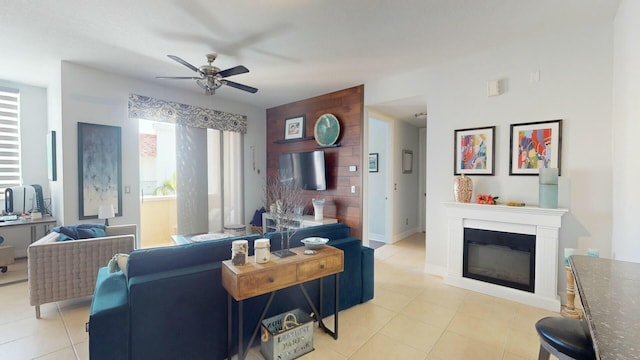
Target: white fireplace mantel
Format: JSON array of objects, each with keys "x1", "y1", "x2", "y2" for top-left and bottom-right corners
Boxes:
[{"x1": 442, "y1": 202, "x2": 568, "y2": 311}]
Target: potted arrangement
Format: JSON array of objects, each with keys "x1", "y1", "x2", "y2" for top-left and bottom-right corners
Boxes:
[{"x1": 264, "y1": 175, "x2": 303, "y2": 257}]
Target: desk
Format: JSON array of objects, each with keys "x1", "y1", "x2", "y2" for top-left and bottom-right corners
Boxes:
[
  {"x1": 0, "y1": 216, "x2": 56, "y2": 258},
  {"x1": 570, "y1": 255, "x2": 640, "y2": 360},
  {"x1": 222, "y1": 245, "x2": 344, "y2": 360}
]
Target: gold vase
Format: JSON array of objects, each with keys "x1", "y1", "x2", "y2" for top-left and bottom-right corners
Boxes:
[{"x1": 453, "y1": 174, "x2": 473, "y2": 203}]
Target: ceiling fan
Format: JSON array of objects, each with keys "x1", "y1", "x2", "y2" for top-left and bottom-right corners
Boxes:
[{"x1": 157, "y1": 53, "x2": 258, "y2": 95}]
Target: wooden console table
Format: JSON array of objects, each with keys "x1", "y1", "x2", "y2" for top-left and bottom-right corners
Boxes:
[{"x1": 222, "y1": 245, "x2": 344, "y2": 360}]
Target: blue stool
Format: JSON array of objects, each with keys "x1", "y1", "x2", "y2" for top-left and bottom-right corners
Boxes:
[{"x1": 535, "y1": 317, "x2": 596, "y2": 360}]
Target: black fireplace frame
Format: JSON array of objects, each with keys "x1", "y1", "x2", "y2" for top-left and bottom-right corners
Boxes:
[{"x1": 462, "y1": 228, "x2": 536, "y2": 293}]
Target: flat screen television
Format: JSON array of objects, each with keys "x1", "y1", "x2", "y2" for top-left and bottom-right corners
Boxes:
[{"x1": 278, "y1": 150, "x2": 327, "y2": 190}]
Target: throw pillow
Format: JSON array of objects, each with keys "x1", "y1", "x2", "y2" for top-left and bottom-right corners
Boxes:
[
  {"x1": 54, "y1": 224, "x2": 107, "y2": 241},
  {"x1": 107, "y1": 253, "x2": 129, "y2": 276}
]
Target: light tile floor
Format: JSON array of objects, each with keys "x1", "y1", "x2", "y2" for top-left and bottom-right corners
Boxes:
[{"x1": 0, "y1": 233, "x2": 558, "y2": 359}]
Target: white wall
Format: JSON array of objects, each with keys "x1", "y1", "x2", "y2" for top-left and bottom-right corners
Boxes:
[
  {"x1": 58, "y1": 62, "x2": 266, "y2": 230},
  {"x1": 0, "y1": 80, "x2": 49, "y2": 211},
  {"x1": 47, "y1": 65, "x2": 64, "y2": 220},
  {"x1": 368, "y1": 116, "x2": 389, "y2": 240},
  {"x1": 365, "y1": 24, "x2": 614, "y2": 290},
  {"x1": 393, "y1": 120, "x2": 420, "y2": 240},
  {"x1": 611, "y1": 0, "x2": 640, "y2": 262}
]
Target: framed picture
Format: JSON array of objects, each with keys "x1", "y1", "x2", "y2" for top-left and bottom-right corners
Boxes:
[
  {"x1": 78, "y1": 122, "x2": 122, "y2": 219},
  {"x1": 47, "y1": 131, "x2": 57, "y2": 181},
  {"x1": 284, "y1": 115, "x2": 305, "y2": 140},
  {"x1": 402, "y1": 150, "x2": 413, "y2": 174},
  {"x1": 509, "y1": 119, "x2": 562, "y2": 175},
  {"x1": 454, "y1": 126, "x2": 495, "y2": 175},
  {"x1": 368, "y1": 153, "x2": 379, "y2": 173}
]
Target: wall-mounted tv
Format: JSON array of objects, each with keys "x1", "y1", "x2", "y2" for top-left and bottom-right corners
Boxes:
[{"x1": 278, "y1": 150, "x2": 327, "y2": 190}]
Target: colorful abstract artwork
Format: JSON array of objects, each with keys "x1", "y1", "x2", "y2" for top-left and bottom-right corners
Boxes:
[
  {"x1": 454, "y1": 126, "x2": 495, "y2": 175},
  {"x1": 78, "y1": 122, "x2": 122, "y2": 219},
  {"x1": 509, "y1": 119, "x2": 562, "y2": 175}
]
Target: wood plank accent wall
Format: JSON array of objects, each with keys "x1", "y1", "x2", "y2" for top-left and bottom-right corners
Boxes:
[{"x1": 266, "y1": 85, "x2": 364, "y2": 240}]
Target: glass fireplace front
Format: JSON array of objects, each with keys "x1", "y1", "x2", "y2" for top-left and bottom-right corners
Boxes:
[{"x1": 463, "y1": 228, "x2": 536, "y2": 293}]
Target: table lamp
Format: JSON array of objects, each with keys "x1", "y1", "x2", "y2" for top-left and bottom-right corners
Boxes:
[{"x1": 98, "y1": 204, "x2": 115, "y2": 226}]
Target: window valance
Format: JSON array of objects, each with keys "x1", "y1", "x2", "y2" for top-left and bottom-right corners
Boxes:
[{"x1": 128, "y1": 93, "x2": 247, "y2": 134}]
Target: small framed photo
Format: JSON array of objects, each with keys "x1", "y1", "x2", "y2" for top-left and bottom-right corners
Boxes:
[
  {"x1": 454, "y1": 126, "x2": 495, "y2": 175},
  {"x1": 509, "y1": 119, "x2": 562, "y2": 175},
  {"x1": 284, "y1": 116, "x2": 305, "y2": 140},
  {"x1": 402, "y1": 150, "x2": 413, "y2": 174},
  {"x1": 368, "y1": 153, "x2": 379, "y2": 173}
]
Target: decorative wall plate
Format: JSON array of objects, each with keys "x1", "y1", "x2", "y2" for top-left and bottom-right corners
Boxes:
[{"x1": 314, "y1": 113, "x2": 340, "y2": 146}]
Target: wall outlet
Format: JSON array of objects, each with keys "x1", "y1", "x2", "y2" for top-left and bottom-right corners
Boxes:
[{"x1": 351, "y1": 185, "x2": 356, "y2": 193}]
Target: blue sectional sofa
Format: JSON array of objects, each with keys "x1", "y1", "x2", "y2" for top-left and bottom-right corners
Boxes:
[{"x1": 88, "y1": 223, "x2": 374, "y2": 360}]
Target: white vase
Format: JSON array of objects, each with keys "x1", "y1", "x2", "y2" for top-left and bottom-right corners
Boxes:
[{"x1": 312, "y1": 198, "x2": 325, "y2": 220}]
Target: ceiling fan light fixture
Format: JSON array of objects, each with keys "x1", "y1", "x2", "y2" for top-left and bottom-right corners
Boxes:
[{"x1": 158, "y1": 54, "x2": 258, "y2": 96}]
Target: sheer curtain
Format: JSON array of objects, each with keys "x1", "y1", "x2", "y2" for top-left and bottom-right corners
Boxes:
[
  {"x1": 207, "y1": 129, "x2": 243, "y2": 232},
  {"x1": 129, "y1": 94, "x2": 246, "y2": 236}
]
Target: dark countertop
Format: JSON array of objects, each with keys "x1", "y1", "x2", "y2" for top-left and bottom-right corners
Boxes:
[{"x1": 570, "y1": 255, "x2": 640, "y2": 360}]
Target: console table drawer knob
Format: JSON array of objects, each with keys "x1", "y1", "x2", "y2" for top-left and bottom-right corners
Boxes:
[
  {"x1": 320, "y1": 264, "x2": 325, "y2": 269},
  {"x1": 269, "y1": 277, "x2": 275, "y2": 283}
]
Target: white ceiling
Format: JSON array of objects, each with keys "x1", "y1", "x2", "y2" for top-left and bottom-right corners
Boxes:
[{"x1": 0, "y1": 0, "x2": 620, "y2": 123}]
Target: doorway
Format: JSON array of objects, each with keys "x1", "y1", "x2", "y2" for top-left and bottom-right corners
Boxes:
[
  {"x1": 139, "y1": 119, "x2": 178, "y2": 248},
  {"x1": 367, "y1": 116, "x2": 393, "y2": 244}
]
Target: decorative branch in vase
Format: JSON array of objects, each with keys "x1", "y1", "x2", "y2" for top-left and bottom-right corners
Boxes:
[{"x1": 264, "y1": 175, "x2": 303, "y2": 257}]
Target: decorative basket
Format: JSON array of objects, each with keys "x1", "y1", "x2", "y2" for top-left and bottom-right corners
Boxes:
[{"x1": 260, "y1": 309, "x2": 314, "y2": 360}]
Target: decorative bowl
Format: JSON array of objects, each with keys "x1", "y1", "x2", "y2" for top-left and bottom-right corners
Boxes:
[{"x1": 301, "y1": 237, "x2": 329, "y2": 250}]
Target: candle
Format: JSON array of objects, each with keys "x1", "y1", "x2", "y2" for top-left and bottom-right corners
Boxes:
[{"x1": 564, "y1": 248, "x2": 576, "y2": 265}]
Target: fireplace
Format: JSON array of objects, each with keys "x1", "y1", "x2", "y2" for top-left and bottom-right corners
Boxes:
[
  {"x1": 443, "y1": 202, "x2": 567, "y2": 311},
  {"x1": 463, "y1": 228, "x2": 535, "y2": 293}
]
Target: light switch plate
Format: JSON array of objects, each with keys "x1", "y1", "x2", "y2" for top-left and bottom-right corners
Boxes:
[
  {"x1": 349, "y1": 165, "x2": 357, "y2": 172},
  {"x1": 351, "y1": 186, "x2": 356, "y2": 193}
]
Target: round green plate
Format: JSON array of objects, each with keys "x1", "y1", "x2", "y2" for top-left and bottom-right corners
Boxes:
[{"x1": 314, "y1": 113, "x2": 340, "y2": 146}]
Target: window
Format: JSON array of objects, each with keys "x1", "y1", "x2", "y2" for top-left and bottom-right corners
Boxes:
[
  {"x1": 139, "y1": 119, "x2": 176, "y2": 197},
  {"x1": 0, "y1": 87, "x2": 20, "y2": 197}
]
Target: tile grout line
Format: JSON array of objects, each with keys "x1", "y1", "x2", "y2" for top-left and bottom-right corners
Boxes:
[{"x1": 56, "y1": 302, "x2": 81, "y2": 360}]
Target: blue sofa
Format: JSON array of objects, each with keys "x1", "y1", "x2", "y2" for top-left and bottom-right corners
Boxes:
[{"x1": 88, "y1": 223, "x2": 374, "y2": 360}]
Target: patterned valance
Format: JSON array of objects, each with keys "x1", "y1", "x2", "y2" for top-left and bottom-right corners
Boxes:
[{"x1": 128, "y1": 93, "x2": 247, "y2": 134}]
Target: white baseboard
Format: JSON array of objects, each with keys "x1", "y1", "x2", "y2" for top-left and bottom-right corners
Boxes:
[
  {"x1": 368, "y1": 233, "x2": 385, "y2": 242},
  {"x1": 392, "y1": 227, "x2": 421, "y2": 243}
]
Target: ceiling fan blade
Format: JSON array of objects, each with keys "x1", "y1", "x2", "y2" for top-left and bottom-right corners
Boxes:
[
  {"x1": 217, "y1": 65, "x2": 249, "y2": 78},
  {"x1": 224, "y1": 80, "x2": 258, "y2": 93},
  {"x1": 167, "y1": 55, "x2": 204, "y2": 76},
  {"x1": 156, "y1": 76, "x2": 203, "y2": 80}
]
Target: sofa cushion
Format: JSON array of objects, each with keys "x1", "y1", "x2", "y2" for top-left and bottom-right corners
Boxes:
[{"x1": 127, "y1": 234, "x2": 260, "y2": 278}]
